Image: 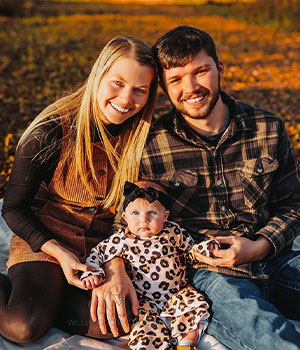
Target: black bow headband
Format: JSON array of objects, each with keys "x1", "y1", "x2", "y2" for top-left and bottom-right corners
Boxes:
[{"x1": 122, "y1": 181, "x2": 170, "y2": 211}]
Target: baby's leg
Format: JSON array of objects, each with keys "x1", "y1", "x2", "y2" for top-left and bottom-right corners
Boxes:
[
  {"x1": 129, "y1": 299, "x2": 172, "y2": 350},
  {"x1": 161, "y1": 285, "x2": 209, "y2": 347},
  {"x1": 180, "y1": 328, "x2": 199, "y2": 344}
]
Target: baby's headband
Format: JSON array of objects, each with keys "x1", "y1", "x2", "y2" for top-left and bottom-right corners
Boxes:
[{"x1": 122, "y1": 181, "x2": 170, "y2": 211}]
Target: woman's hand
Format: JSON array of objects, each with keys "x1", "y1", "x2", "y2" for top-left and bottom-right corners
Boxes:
[
  {"x1": 90, "y1": 257, "x2": 139, "y2": 337},
  {"x1": 193, "y1": 235, "x2": 273, "y2": 267},
  {"x1": 41, "y1": 239, "x2": 94, "y2": 289}
]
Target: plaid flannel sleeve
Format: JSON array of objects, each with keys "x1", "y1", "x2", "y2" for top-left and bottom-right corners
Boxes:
[{"x1": 255, "y1": 120, "x2": 300, "y2": 256}]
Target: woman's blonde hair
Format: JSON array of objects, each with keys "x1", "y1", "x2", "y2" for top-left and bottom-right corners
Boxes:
[{"x1": 18, "y1": 36, "x2": 158, "y2": 208}]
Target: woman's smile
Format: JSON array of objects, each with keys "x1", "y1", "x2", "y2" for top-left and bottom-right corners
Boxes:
[{"x1": 109, "y1": 101, "x2": 131, "y2": 113}]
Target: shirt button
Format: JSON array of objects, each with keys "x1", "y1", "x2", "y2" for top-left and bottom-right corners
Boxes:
[
  {"x1": 217, "y1": 179, "x2": 223, "y2": 186},
  {"x1": 173, "y1": 181, "x2": 181, "y2": 187},
  {"x1": 244, "y1": 226, "x2": 250, "y2": 233},
  {"x1": 221, "y1": 205, "x2": 228, "y2": 212},
  {"x1": 97, "y1": 169, "x2": 106, "y2": 175},
  {"x1": 256, "y1": 167, "x2": 263, "y2": 174}
]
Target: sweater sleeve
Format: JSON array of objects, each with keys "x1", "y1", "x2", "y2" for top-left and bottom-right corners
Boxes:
[
  {"x1": 81, "y1": 231, "x2": 126, "y2": 281},
  {"x1": 1, "y1": 120, "x2": 62, "y2": 252}
]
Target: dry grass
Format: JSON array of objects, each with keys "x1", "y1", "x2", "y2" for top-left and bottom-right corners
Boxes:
[{"x1": 0, "y1": 0, "x2": 300, "y2": 196}]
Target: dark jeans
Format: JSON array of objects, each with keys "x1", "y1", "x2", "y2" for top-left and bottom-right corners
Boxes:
[{"x1": 188, "y1": 249, "x2": 300, "y2": 350}]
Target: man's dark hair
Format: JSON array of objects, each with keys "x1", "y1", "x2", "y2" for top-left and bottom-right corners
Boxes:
[{"x1": 152, "y1": 26, "x2": 219, "y2": 83}]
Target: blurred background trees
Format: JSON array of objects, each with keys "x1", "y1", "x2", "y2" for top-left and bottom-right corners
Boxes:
[{"x1": 1, "y1": 0, "x2": 300, "y2": 196}]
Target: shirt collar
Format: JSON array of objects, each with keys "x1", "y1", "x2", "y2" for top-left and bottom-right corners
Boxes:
[{"x1": 171, "y1": 90, "x2": 252, "y2": 143}]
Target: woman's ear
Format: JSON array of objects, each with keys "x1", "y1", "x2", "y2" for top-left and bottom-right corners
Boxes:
[{"x1": 122, "y1": 212, "x2": 127, "y2": 221}]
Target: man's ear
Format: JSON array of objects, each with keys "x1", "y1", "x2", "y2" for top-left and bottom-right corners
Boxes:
[{"x1": 218, "y1": 60, "x2": 224, "y2": 78}]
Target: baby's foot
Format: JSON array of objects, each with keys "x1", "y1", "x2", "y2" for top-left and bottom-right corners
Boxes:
[{"x1": 176, "y1": 345, "x2": 197, "y2": 350}]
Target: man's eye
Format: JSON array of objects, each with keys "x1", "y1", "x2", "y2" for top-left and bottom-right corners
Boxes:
[{"x1": 114, "y1": 81, "x2": 122, "y2": 86}]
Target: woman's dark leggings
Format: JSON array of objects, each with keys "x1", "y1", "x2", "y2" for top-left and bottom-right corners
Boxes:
[{"x1": 0, "y1": 261, "x2": 130, "y2": 343}]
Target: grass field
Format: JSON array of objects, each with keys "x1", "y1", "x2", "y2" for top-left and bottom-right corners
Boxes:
[{"x1": 1, "y1": 0, "x2": 300, "y2": 196}]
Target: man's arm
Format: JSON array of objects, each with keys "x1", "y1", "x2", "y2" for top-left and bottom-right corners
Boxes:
[
  {"x1": 254, "y1": 120, "x2": 300, "y2": 256},
  {"x1": 196, "y1": 120, "x2": 300, "y2": 267}
]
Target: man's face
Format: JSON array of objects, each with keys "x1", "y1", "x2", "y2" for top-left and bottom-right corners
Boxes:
[{"x1": 162, "y1": 50, "x2": 224, "y2": 120}]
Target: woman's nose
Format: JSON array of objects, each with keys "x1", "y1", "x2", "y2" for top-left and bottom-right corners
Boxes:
[{"x1": 119, "y1": 87, "x2": 132, "y2": 104}]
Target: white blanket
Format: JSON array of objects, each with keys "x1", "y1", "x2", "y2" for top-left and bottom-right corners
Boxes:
[{"x1": 0, "y1": 199, "x2": 299, "y2": 349}]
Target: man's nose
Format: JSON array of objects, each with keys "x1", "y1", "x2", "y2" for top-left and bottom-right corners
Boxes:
[{"x1": 183, "y1": 76, "x2": 199, "y2": 94}]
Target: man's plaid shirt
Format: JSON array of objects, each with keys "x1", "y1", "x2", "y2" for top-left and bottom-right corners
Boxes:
[{"x1": 139, "y1": 91, "x2": 300, "y2": 278}]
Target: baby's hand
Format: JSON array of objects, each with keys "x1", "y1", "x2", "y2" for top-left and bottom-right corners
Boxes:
[
  {"x1": 193, "y1": 239, "x2": 220, "y2": 260},
  {"x1": 82, "y1": 275, "x2": 104, "y2": 289}
]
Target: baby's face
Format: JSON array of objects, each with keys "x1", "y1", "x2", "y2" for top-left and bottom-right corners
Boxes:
[{"x1": 122, "y1": 198, "x2": 169, "y2": 238}]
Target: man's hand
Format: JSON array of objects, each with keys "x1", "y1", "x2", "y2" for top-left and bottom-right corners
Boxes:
[
  {"x1": 193, "y1": 235, "x2": 273, "y2": 267},
  {"x1": 89, "y1": 258, "x2": 139, "y2": 337}
]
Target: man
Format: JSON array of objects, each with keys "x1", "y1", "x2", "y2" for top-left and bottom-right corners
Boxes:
[{"x1": 138, "y1": 26, "x2": 300, "y2": 349}]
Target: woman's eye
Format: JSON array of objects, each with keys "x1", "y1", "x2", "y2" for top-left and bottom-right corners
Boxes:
[
  {"x1": 169, "y1": 78, "x2": 180, "y2": 85},
  {"x1": 132, "y1": 211, "x2": 139, "y2": 215},
  {"x1": 135, "y1": 88, "x2": 146, "y2": 94},
  {"x1": 114, "y1": 81, "x2": 122, "y2": 86}
]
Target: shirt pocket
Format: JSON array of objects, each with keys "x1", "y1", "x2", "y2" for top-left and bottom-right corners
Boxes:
[
  {"x1": 149, "y1": 170, "x2": 200, "y2": 216},
  {"x1": 151, "y1": 170, "x2": 198, "y2": 189},
  {"x1": 238, "y1": 157, "x2": 279, "y2": 209}
]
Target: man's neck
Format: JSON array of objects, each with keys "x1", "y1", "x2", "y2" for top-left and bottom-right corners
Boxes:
[{"x1": 182, "y1": 96, "x2": 230, "y2": 137}]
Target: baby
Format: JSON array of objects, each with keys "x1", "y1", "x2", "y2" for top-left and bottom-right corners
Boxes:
[{"x1": 81, "y1": 180, "x2": 217, "y2": 350}]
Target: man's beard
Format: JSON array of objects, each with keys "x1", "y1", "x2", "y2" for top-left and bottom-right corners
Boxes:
[{"x1": 177, "y1": 78, "x2": 221, "y2": 120}]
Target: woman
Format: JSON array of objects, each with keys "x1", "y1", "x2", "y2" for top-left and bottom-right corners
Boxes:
[{"x1": 0, "y1": 36, "x2": 158, "y2": 343}]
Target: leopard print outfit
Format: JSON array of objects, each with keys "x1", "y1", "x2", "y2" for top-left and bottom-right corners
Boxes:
[{"x1": 81, "y1": 221, "x2": 210, "y2": 350}]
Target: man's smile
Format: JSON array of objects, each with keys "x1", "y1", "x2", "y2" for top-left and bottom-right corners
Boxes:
[{"x1": 185, "y1": 95, "x2": 205, "y2": 104}]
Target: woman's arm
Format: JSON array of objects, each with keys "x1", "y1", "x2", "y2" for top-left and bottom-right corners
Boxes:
[
  {"x1": 2, "y1": 122, "x2": 61, "y2": 251},
  {"x1": 41, "y1": 239, "x2": 93, "y2": 288}
]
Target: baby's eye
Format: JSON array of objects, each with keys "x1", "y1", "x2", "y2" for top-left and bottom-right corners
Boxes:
[{"x1": 149, "y1": 210, "x2": 157, "y2": 215}]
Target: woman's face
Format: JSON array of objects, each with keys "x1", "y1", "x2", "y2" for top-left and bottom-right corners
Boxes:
[{"x1": 97, "y1": 57, "x2": 154, "y2": 125}]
